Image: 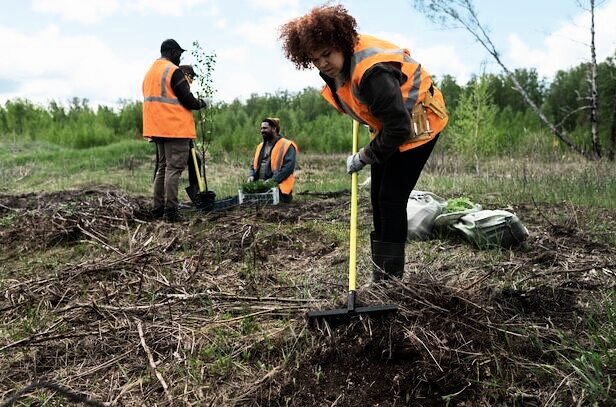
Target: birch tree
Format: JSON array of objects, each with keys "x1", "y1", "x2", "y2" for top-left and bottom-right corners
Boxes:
[{"x1": 412, "y1": 0, "x2": 607, "y2": 160}]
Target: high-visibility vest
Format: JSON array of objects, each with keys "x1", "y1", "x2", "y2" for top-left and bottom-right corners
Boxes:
[
  {"x1": 142, "y1": 59, "x2": 196, "y2": 139},
  {"x1": 321, "y1": 34, "x2": 448, "y2": 152},
  {"x1": 252, "y1": 138, "x2": 298, "y2": 195}
]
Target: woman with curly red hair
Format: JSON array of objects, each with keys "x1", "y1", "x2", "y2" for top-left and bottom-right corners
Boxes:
[{"x1": 280, "y1": 4, "x2": 448, "y2": 282}]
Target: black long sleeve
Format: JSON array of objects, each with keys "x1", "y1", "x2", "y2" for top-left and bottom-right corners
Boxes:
[
  {"x1": 359, "y1": 63, "x2": 412, "y2": 164},
  {"x1": 170, "y1": 69, "x2": 205, "y2": 111}
]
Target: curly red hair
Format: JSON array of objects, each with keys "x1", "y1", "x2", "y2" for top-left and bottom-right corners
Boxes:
[{"x1": 279, "y1": 4, "x2": 358, "y2": 69}]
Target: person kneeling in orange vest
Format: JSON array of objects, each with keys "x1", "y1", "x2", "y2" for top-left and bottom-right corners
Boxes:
[{"x1": 248, "y1": 118, "x2": 298, "y2": 203}]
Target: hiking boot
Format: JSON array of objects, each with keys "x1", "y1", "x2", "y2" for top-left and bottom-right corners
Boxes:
[
  {"x1": 151, "y1": 206, "x2": 165, "y2": 220},
  {"x1": 163, "y1": 207, "x2": 187, "y2": 223}
]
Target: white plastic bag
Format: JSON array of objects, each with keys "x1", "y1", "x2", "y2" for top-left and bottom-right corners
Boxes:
[
  {"x1": 406, "y1": 191, "x2": 447, "y2": 241},
  {"x1": 452, "y1": 209, "x2": 529, "y2": 248}
]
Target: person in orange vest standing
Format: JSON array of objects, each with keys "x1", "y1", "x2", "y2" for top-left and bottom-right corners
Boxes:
[
  {"x1": 279, "y1": 5, "x2": 448, "y2": 281},
  {"x1": 142, "y1": 39, "x2": 208, "y2": 222},
  {"x1": 248, "y1": 118, "x2": 298, "y2": 203}
]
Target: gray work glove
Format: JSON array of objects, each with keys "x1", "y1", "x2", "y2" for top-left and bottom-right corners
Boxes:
[
  {"x1": 346, "y1": 148, "x2": 368, "y2": 174},
  {"x1": 247, "y1": 176, "x2": 254, "y2": 182}
]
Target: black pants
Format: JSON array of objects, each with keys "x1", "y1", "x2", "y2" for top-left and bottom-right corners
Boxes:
[{"x1": 370, "y1": 135, "x2": 439, "y2": 243}]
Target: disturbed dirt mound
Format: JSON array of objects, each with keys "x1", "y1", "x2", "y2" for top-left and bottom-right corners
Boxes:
[
  {"x1": 0, "y1": 189, "x2": 150, "y2": 251},
  {"x1": 252, "y1": 298, "x2": 476, "y2": 406},
  {"x1": 244, "y1": 204, "x2": 616, "y2": 406},
  {"x1": 261, "y1": 317, "x2": 436, "y2": 407},
  {"x1": 1, "y1": 189, "x2": 614, "y2": 406},
  {"x1": 249, "y1": 274, "x2": 588, "y2": 406}
]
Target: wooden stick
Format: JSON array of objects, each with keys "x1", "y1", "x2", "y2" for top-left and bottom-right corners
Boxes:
[{"x1": 136, "y1": 320, "x2": 173, "y2": 404}]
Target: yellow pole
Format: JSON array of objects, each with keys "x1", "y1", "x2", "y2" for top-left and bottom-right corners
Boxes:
[
  {"x1": 191, "y1": 147, "x2": 205, "y2": 192},
  {"x1": 348, "y1": 120, "x2": 360, "y2": 292}
]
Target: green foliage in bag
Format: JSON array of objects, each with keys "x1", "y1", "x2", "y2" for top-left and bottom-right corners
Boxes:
[{"x1": 445, "y1": 197, "x2": 475, "y2": 213}]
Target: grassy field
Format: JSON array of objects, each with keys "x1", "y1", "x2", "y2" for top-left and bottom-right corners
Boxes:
[
  {"x1": 2, "y1": 139, "x2": 615, "y2": 208},
  {"x1": 1, "y1": 139, "x2": 615, "y2": 406}
]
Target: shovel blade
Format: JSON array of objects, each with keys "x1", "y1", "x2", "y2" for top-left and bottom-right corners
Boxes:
[{"x1": 185, "y1": 186, "x2": 216, "y2": 211}]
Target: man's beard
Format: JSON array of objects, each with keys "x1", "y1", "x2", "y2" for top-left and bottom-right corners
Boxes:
[{"x1": 261, "y1": 131, "x2": 274, "y2": 142}]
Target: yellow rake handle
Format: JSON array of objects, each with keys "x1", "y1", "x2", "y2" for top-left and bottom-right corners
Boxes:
[
  {"x1": 349, "y1": 120, "x2": 360, "y2": 292},
  {"x1": 191, "y1": 147, "x2": 205, "y2": 193}
]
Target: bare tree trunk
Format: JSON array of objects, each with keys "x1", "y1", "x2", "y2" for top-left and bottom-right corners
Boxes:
[
  {"x1": 413, "y1": 0, "x2": 596, "y2": 160},
  {"x1": 589, "y1": 0, "x2": 601, "y2": 158}
]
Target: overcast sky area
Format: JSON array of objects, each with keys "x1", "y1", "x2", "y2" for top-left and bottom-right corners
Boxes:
[{"x1": 1, "y1": 0, "x2": 615, "y2": 108}]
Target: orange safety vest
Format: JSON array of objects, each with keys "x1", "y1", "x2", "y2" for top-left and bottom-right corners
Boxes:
[
  {"x1": 252, "y1": 138, "x2": 298, "y2": 195},
  {"x1": 142, "y1": 59, "x2": 196, "y2": 139},
  {"x1": 321, "y1": 34, "x2": 448, "y2": 152}
]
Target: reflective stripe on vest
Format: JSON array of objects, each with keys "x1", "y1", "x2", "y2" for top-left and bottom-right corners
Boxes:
[
  {"x1": 272, "y1": 139, "x2": 290, "y2": 171},
  {"x1": 321, "y1": 34, "x2": 448, "y2": 152},
  {"x1": 142, "y1": 59, "x2": 196, "y2": 139}
]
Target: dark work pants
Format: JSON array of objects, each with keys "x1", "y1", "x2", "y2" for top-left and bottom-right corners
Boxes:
[
  {"x1": 153, "y1": 138, "x2": 190, "y2": 210},
  {"x1": 370, "y1": 135, "x2": 439, "y2": 244}
]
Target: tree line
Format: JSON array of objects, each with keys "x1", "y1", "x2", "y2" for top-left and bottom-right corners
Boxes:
[
  {"x1": 1, "y1": 57, "x2": 615, "y2": 160},
  {"x1": 413, "y1": 0, "x2": 615, "y2": 160}
]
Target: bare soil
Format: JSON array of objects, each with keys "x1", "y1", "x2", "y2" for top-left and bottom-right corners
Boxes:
[{"x1": 0, "y1": 189, "x2": 614, "y2": 406}]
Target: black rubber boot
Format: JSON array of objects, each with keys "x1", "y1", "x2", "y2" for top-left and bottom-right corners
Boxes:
[
  {"x1": 151, "y1": 206, "x2": 164, "y2": 220},
  {"x1": 372, "y1": 239, "x2": 405, "y2": 282},
  {"x1": 370, "y1": 231, "x2": 378, "y2": 278}
]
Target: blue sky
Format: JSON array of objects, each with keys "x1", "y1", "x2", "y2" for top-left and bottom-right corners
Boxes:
[{"x1": 1, "y1": 0, "x2": 615, "y2": 107}]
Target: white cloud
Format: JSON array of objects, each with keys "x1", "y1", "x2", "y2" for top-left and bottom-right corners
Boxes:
[
  {"x1": 11, "y1": 0, "x2": 614, "y2": 107},
  {"x1": 371, "y1": 31, "x2": 471, "y2": 84},
  {"x1": 374, "y1": 31, "x2": 418, "y2": 50},
  {"x1": 128, "y1": 0, "x2": 213, "y2": 17},
  {"x1": 32, "y1": 0, "x2": 119, "y2": 24},
  {"x1": 415, "y1": 45, "x2": 471, "y2": 84},
  {"x1": 233, "y1": 1, "x2": 302, "y2": 48},
  {"x1": 234, "y1": 20, "x2": 280, "y2": 48},
  {"x1": 217, "y1": 47, "x2": 247, "y2": 62},
  {"x1": 247, "y1": 0, "x2": 299, "y2": 12},
  {"x1": 31, "y1": 0, "x2": 216, "y2": 22},
  {"x1": 233, "y1": 5, "x2": 303, "y2": 48},
  {"x1": 0, "y1": 24, "x2": 145, "y2": 106},
  {"x1": 276, "y1": 66, "x2": 323, "y2": 92},
  {"x1": 507, "y1": 0, "x2": 616, "y2": 79},
  {"x1": 215, "y1": 18, "x2": 228, "y2": 29},
  {"x1": 210, "y1": 52, "x2": 322, "y2": 103},
  {"x1": 213, "y1": 70, "x2": 267, "y2": 102}
]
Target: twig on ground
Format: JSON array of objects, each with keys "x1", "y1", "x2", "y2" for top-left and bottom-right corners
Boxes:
[{"x1": 136, "y1": 319, "x2": 173, "y2": 405}]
